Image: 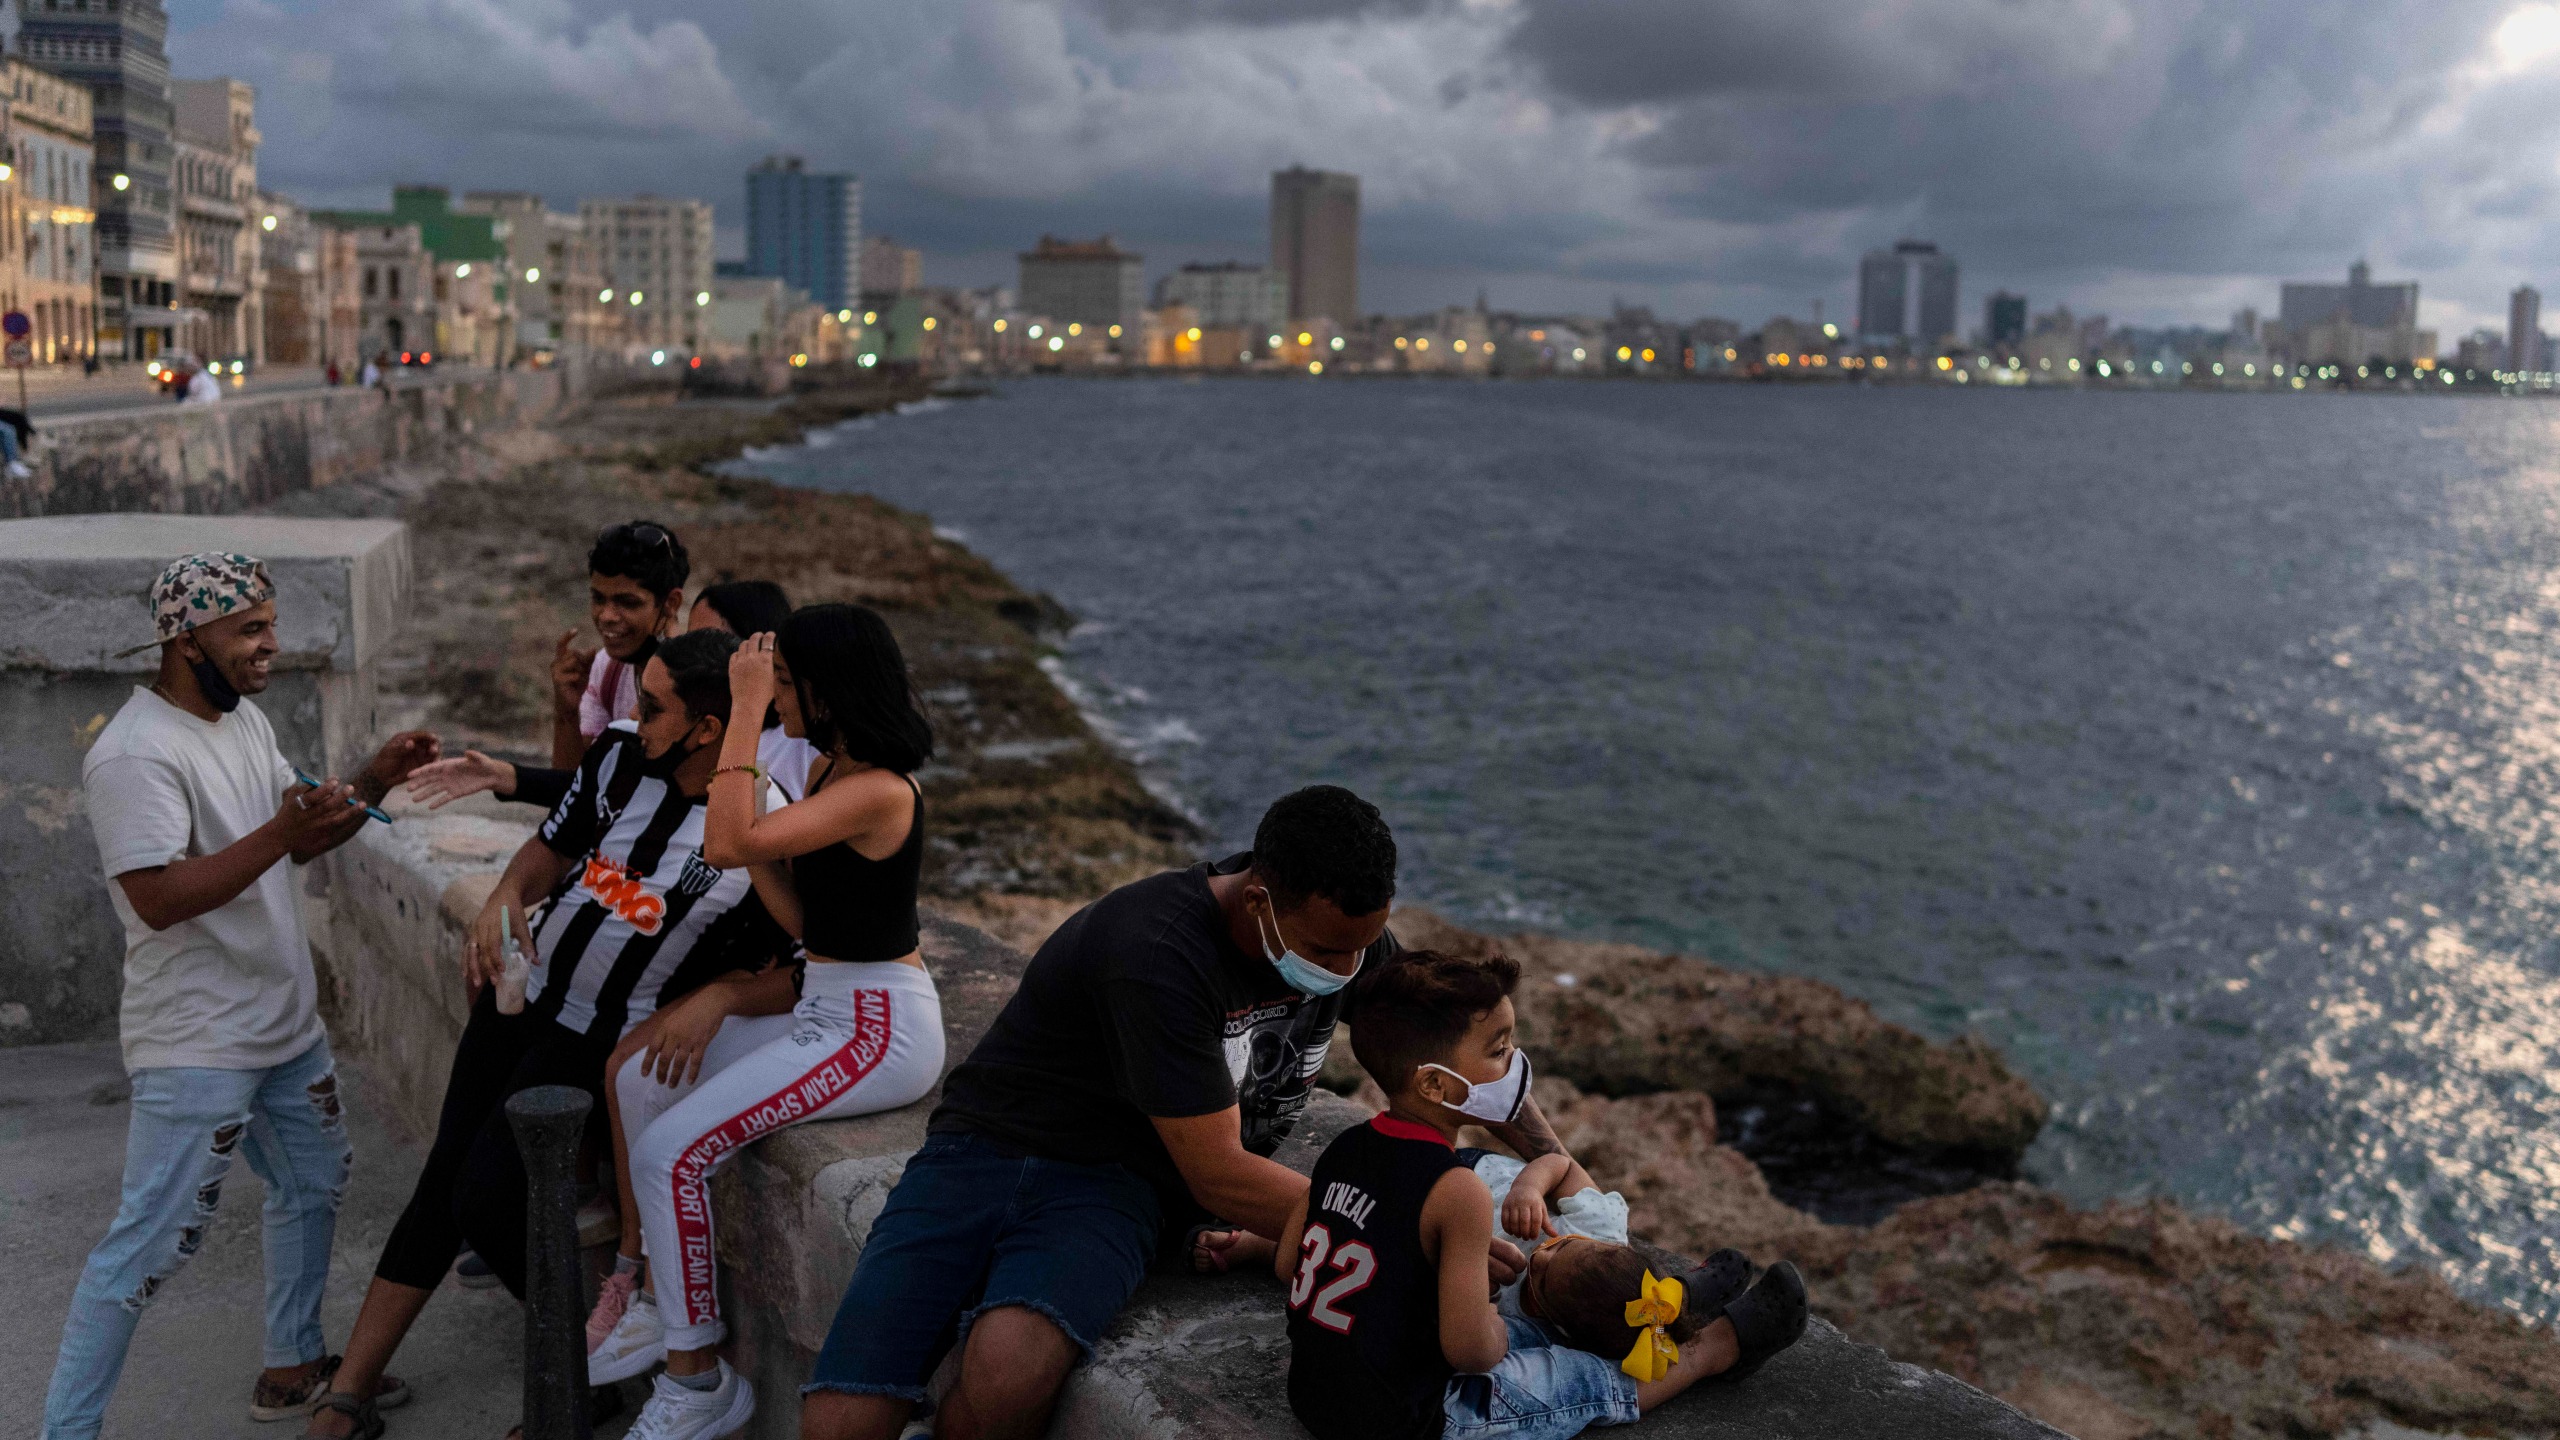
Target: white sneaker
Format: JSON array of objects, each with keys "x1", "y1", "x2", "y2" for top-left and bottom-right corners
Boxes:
[
  {"x1": 5, "y1": 461, "x2": 30, "y2": 478},
  {"x1": 627, "y1": 1361, "x2": 754, "y2": 1440},
  {"x1": 587, "y1": 1288, "x2": 667, "y2": 1385}
]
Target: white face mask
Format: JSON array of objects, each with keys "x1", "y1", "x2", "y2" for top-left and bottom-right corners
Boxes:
[{"x1": 1421, "y1": 1050, "x2": 1532, "y2": 1125}]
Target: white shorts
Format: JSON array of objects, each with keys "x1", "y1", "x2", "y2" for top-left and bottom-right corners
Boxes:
[{"x1": 620, "y1": 960, "x2": 944, "y2": 1349}]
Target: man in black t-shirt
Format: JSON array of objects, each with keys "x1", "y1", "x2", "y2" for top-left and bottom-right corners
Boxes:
[{"x1": 803, "y1": 786, "x2": 1565, "y2": 1440}]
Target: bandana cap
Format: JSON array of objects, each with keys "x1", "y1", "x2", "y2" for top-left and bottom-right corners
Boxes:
[{"x1": 114, "y1": 551, "x2": 275, "y2": 658}]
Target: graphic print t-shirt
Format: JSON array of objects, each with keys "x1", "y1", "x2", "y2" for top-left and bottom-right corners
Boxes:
[
  {"x1": 528, "y1": 723, "x2": 759, "y2": 1039},
  {"x1": 931, "y1": 853, "x2": 1396, "y2": 1202}
]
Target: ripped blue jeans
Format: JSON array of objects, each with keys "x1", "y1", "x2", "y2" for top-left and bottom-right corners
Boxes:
[{"x1": 43, "y1": 1039, "x2": 352, "y2": 1440}]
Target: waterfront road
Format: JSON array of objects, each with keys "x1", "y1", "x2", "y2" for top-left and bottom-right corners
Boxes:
[
  {"x1": 6, "y1": 364, "x2": 495, "y2": 423},
  {"x1": 0, "y1": 1041, "x2": 638, "y2": 1438}
]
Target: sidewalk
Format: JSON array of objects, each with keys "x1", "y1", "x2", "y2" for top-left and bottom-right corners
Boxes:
[{"x1": 0, "y1": 1041, "x2": 615, "y2": 1440}]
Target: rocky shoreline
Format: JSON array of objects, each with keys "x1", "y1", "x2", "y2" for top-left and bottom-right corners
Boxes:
[{"x1": 307, "y1": 383, "x2": 2560, "y2": 1440}]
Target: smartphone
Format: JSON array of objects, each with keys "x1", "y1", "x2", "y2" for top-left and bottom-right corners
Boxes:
[{"x1": 293, "y1": 769, "x2": 393, "y2": 824}]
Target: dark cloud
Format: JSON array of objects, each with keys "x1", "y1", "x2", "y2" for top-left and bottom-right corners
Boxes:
[
  {"x1": 1075, "y1": 0, "x2": 1439, "y2": 30},
  {"x1": 163, "y1": 0, "x2": 2560, "y2": 329}
]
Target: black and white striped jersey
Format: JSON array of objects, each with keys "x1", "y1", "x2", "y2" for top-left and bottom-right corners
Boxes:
[{"x1": 527, "y1": 723, "x2": 762, "y2": 1040}]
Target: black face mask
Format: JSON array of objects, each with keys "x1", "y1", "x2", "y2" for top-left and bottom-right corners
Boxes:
[
  {"x1": 636, "y1": 725, "x2": 700, "y2": 779},
  {"x1": 187, "y1": 651, "x2": 243, "y2": 714}
]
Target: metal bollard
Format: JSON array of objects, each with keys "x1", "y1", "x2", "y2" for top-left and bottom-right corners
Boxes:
[{"x1": 506, "y1": 1085, "x2": 595, "y2": 1440}]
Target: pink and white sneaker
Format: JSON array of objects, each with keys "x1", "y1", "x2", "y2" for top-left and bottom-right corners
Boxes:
[{"x1": 587, "y1": 1272, "x2": 667, "y2": 1384}]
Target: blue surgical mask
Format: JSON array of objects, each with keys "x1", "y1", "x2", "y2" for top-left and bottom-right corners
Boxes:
[{"x1": 1260, "y1": 905, "x2": 1360, "y2": 997}]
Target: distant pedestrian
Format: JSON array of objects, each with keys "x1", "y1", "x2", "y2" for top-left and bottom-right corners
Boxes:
[
  {"x1": 41, "y1": 553, "x2": 438, "y2": 1440},
  {"x1": 358, "y1": 355, "x2": 381, "y2": 390},
  {"x1": 0, "y1": 403, "x2": 33, "y2": 479},
  {"x1": 83, "y1": 351, "x2": 99, "y2": 377},
  {"x1": 325, "y1": 360, "x2": 341, "y2": 387},
  {"x1": 181, "y1": 366, "x2": 222, "y2": 406}
]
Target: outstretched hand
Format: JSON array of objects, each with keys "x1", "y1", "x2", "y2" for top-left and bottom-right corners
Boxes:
[{"x1": 406, "y1": 751, "x2": 517, "y2": 809}]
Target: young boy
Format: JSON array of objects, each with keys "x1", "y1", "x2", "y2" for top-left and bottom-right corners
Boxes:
[{"x1": 1279, "y1": 950, "x2": 1808, "y2": 1440}]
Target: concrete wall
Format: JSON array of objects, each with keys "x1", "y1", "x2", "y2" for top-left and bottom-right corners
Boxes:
[
  {"x1": 0, "y1": 365, "x2": 581, "y2": 518},
  {"x1": 0, "y1": 516, "x2": 407, "y2": 1046}
]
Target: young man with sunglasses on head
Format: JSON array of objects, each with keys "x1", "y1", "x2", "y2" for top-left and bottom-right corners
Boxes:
[{"x1": 550, "y1": 520, "x2": 691, "y2": 770}]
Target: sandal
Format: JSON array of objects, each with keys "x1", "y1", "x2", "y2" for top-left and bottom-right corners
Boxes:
[
  {"x1": 309, "y1": 1393, "x2": 384, "y2": 1440},
  {"x1": 1187, "y1": 1223, "x2": 1238, "y2": 1274},
  {"x1": 254, "y1": 1356, "x2": 409, "y2": 1421},
  {"x1": 1681, "y1": 1248, "x2": 1753, "y2": 1326},
  {"x1": 1715, "y1": 1260, "x2": 1809, "y2": 1384}
]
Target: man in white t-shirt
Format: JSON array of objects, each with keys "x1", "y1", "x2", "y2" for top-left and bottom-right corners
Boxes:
[{"x1": 43, "y1": 552, "x2": 439, "y2": 1440}]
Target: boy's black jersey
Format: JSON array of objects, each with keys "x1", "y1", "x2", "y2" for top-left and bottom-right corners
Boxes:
[{"x1": 1286, "y1": 1115, "x2": 1472, "y2": 1440}]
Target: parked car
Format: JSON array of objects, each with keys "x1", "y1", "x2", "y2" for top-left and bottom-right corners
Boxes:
[{"x1": 143, "y1": 350, "x2": 201, "y2": 396}]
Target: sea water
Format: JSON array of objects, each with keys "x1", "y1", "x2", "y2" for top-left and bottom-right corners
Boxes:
[{"x1": 741, "y1": 375, "x2": 2560, "y2": 1320}]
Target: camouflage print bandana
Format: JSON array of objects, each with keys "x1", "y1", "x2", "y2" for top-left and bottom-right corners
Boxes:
[{"x1": 116, "y1": 551, "x2": 275, "y2": 657}]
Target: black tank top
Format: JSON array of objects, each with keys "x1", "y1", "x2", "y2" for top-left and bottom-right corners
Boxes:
[
  {"x1": 789, "y1": 766, "x2": 924, "y2": 963},
  {"x1": 1286, "y1": 1116, "x2": 1470, "y2": 1440}
]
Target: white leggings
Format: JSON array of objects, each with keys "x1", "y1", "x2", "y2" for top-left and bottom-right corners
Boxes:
[{"x1": 620, "y1": 960, "x2": 944, "y2": 1350}]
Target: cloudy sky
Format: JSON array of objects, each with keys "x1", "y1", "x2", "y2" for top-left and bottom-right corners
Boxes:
[{"x1": 165, "y1": 0, "x2": 2560, "y2": 335}]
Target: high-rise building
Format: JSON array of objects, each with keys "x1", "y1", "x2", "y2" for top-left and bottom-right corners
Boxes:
[
  {"x1": 19, "y1": 0, "x2": 179, "y2": 359},
  {"x1": 1270, "y1": 166, "x2": 1358, "y2": 324},
  {"x1": 1018, "y1": 234, "x2": 1142, "y2": 333},
  {"x1": 582, "y1": 194, "x2": 715, "y2": 352},
  {"x1": 1857, "y1": 240, "x2": 1958, "y2": 345},
  {"x1": 2278, "y1": 259, "x2": 2417, "y2": 332},
  {"x1": 2271, "y1": 260, "x2": 2430, "y2": 368},
  {"x1": 3, "y1": 57, "x2": 97, "y2": 364},
  {"x1": 1984, "y1": 291, "x2": 2026, "y2": 346},
  {"x1": 861, "y1": 235, "x2": 922, "y2": 300},
  {"x1": 2511, "y1": 286, "x2": 2542, "y2": 374},
  {"x1": 172, "y1": 78, "x2": 260, "y2": 360},
  {"x1": 745, "y1": 155, "x2": 859, "y2": 312},
  {"x1": 1156, "y1": 262, "x2": 1287, "y2": 332}
]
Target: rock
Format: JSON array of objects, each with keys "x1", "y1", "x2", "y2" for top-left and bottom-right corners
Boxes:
[
  {"x1": 1390, "y1": 907, "x2": 2049, "y2": 1160},
  {"x1": 1789, "y1": 1183, "x2": 2560, "y2": 1440},
  {"x1": 1535, "y1": 1078, "x2": 1833, "y2": 1258}
]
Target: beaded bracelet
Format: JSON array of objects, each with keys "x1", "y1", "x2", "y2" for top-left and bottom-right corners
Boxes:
[{"x1": 711, "y1": 763, "x2": 765, "y2": 782}]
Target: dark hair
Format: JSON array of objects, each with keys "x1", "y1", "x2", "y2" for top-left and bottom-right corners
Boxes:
[
  {"x1": 656, "y1": 628, "x2": 740, "y2": 724},
  {"x1": 1254, "y1": 784, "x2": 1396, "y2": 916},
  {"x1": 1346, "y1": 949, "x2": 1519, "y2": 1099},
  {"x1": 693, "y1": 579, "x2": 791, "y2": 637},
  {"x1": 589, "y1": 519, "x2": 690, "y2": 599},
  {"x1": 1532, "y1": 1240, "x2": 1708, "y2": 1360},
  {"x1": 777, "y1": 603, "x2": 932, "y2": 772}
]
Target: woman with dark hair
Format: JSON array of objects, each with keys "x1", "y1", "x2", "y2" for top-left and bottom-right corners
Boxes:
[
  {"x1": 688, "y1": 579, "x2": 819, "y2": 803},
  {"x1": 583, "y1": 603, "x2": 943, "y2": 1440}
]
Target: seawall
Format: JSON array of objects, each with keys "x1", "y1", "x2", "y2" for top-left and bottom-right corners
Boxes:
[{"x1": 0, "y1": 364, "x2": 590, "y2": 519}]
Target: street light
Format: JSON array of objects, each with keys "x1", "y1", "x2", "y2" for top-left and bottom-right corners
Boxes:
[
  {"x1": 111, "y1": 173, "x2": 129, "y2": 191},
  {"x1": 863, "y1": 311, "x2": 878, "y2": 325},
  {"x1": 629, "y1": 292, "x2": 643, "y2": 306},
  {"x1": 695, "y1": 291, "x2": 709, "y2": 306},
  {"x1": 525, "y1": 267, "x2": 540, "y2": 282},
  {"x1": 260, "y1": 214, "x2": 277, "y2": 232},
  {"x1": 456, "y1": 263, "x2": 471, "y2": 278},
  {"x1": 599, "y1": 289, "x2": 614, "y2": 303}
]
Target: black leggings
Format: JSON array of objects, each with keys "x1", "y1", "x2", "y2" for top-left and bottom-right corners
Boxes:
[{"x1": 373, "y1": 994, "x2": 613, "y2": 1296}]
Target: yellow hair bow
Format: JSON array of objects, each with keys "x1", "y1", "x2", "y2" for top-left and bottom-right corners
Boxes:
[{"x1": 1620, "y1": 1270, "x2": 1685, "y2": 1382}]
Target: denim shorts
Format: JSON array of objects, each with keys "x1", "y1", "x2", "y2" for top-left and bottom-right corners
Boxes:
[
  {"x1": 1442, "y1": 1315, "x2": 1642, "y2": 1440},
  {"x1": 804, "y1": 1129, "x2": 1164, "y2": 1403}
]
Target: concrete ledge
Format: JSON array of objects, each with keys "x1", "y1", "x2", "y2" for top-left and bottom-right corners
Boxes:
[{"x1": 0, "y1": 514, "x2": 409, "y2": 673}]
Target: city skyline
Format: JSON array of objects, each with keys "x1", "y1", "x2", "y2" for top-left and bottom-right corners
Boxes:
[{"x1": 152, "y1": 0, "x2": 2560, "y2": 338}]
